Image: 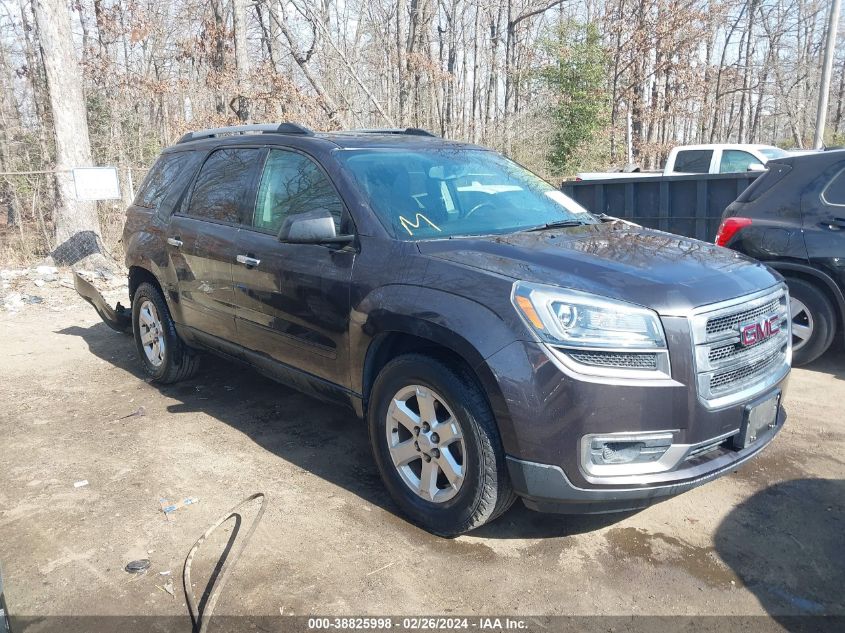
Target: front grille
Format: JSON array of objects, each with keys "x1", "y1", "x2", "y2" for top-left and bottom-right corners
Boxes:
[
  {"x1": 709, "y1": 349, "x2": 783, "y2": 393},
  {"x1": 690, "y1": 287, "x2": 790, "y2": 407},
  {"x1": 566, "y1": 350, "x2": 658, "y2": 369},
  {"x1": 705, "y1": 298, "x2": 781, "y2": 339},
  {"x1": 707, "y1": 328, "x2": 786, "y2": 365}
]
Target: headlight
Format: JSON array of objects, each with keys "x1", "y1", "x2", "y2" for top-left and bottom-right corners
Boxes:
[
  {"x1": 511, "y1": 281, "x2": 671, "y2": 379},
  {"x1": 512, "y1": 281, "x2": 666, "y2": 348}
]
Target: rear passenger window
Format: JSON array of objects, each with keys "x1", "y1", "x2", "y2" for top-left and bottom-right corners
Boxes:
[
  {"x1": 134, "y1": 152, "x2": 194, "y2": 210},
  {"x1": 186, "y1": 148, "x2": 263, "y2": 224},
  {"x1": 674, "y1": 150, "x2": 713, "y2": 173},
  {"x1": 252, "y1": 149, "x2": 343, "y2": 234},
  {"x1": 823, "y1": 168, "x2": 845, "y2": 206}
]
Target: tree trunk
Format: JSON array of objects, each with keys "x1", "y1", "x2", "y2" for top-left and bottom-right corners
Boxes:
[
  {"x1": 19, "y1": 0, "x2": 52, "y2": 163},
  {"x1": 397, "y1": 0, "x2": 408, "y2": 124},
  {"x1": 32, "y1": 0, "x2": 102, "y2": 265},
  {"x1": 272, "y1": 1, "x2": 346, "y2": 126},
  {"x1": 737, "y1": 0, "x2": 758, "y2": 143},
  {"x1": 834, "y1": 64, "x2": 845, "y2": 135},
  {"x1": 212, "y1": 0, "x2": 227, "y2": 115},
  {"x1": 0, "y1": 39, "x2": 21, "y2": 226},
  {"x1": 232, "y1": 0, "x2": 251, "y2": 122}
]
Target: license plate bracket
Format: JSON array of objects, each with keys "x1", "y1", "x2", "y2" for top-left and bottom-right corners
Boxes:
[{"x1": 734, "y1": 392, "x2": 781, "y2": 450}]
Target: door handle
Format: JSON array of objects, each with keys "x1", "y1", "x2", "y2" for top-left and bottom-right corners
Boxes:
[
  {"x1": 167, "y1": 237, "x2": 183, "y2": 247},
  {"x1": 824, "y1": 218, "x2": 845, "y2": 230},
  {"x1": 236, "y1": 254, "x2": 261, "y2": 267}
]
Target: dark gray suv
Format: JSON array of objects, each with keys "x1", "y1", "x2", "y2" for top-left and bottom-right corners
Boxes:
[{"x1": 77, "y1": 123, "x2": 791, "y2": 536}]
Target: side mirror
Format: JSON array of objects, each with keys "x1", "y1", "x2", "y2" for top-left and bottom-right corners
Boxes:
[
  {"x1": 278, "y1": 210, "x2": 354, "y2": 244},
  {"x1": 747, "y1": 163, "x2": 767, "y2": 172}
]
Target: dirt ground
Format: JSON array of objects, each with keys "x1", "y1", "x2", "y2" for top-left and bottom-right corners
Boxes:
[{"x1": 1, "y1": 277, "x2": 843, "y2": 630}]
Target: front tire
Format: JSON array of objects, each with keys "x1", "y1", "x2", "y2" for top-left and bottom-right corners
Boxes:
[
  {"x1": 368, "y1": 354, "x2": 515, "y2": 536},
  {"x1": 786, "y1": 278, "x2": 836, "y2": 366},
  {"x1": 132, "y1": 281, "x2": 200, "y2": 383}
]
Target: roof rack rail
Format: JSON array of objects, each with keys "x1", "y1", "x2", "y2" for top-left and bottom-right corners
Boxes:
[
  {"x1": 346, "y1": 127, "x2": 437, "y2": 137},
  {"x1": 176, "y1": 122, "x2": 315, "y2": 144}
]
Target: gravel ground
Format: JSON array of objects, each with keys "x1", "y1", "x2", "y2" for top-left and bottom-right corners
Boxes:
[{"x1": 0, "y1": 277, "x2": 843, "y2": 632}]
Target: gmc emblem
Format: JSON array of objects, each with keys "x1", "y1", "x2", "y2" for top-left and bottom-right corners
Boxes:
[{"x1": 740, "y1": 315, "x2": 780, "y2": 346}]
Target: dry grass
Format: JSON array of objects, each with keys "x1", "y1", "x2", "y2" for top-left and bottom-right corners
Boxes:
[{"x1": 0, "y1": 204, "x2": 126, "y2": 267}]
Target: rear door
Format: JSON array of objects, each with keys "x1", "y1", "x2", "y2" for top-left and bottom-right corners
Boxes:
[
  {"x1": 805, "y1": 161, "x2": 845, "y2": 288},
  {"x1": 233, "y1": 147, "x2": 355, "y2": 388},
  {"x1": 168, "y1": 146, "x2": 265, "y2": 342}
]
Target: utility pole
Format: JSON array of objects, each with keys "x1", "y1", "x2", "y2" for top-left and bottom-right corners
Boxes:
[{"x1": 814, "y1": 0, "x2": 842, "y2": 149}]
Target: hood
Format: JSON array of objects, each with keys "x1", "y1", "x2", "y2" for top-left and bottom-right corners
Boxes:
[{"x1": 417, "y1": 222, "x2": 782, "y2": 314}]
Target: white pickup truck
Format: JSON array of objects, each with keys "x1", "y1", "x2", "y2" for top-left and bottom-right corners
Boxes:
[{"x1": 576, "y1": 144, "x2": 789, "y2": 181}]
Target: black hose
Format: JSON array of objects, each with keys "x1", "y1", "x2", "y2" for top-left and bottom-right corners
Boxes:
[{"x1": 183, "y1": 493, "x2": 267, "y2": 633}]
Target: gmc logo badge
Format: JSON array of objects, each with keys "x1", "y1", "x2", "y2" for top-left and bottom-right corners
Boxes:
[{"x1": 740, "y1": 315, "x2": 780, "y2": 346}]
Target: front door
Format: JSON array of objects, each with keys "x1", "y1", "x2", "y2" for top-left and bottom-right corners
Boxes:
[
  {"x1": 233, "y1": 148, "x2": 355, "y2": 388},
  {"x1": 168, "y1": 146, "x2": 265, "y2": 342}
]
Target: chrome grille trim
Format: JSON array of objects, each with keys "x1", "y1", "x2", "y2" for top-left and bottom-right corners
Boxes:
[
  {"x1": 689, "y1": 285, "x2": 791, "y2": 409},
  {"x1": 706, "y1": 298, "x2": 781, "y2": 339},
  {"x1": 709, "y1": 349, "x2": 782, "y2": 392},
  {"x1": 565, "y1": 350, "x2": 658, "y2": 370}
]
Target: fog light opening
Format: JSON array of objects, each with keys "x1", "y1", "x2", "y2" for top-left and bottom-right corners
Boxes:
[
  {"x1": 589, "y1": 434, "x2": 673, "y2": 467},
  {"x1": 601, "y1": 441, "x2": 646, "y2": 464}
]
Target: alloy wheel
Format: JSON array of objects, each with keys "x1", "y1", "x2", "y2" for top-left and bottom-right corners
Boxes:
[
  {"x1": 385, "y1": 385, "x2": 467, "y2": 503},
  {"x1": 790, "y1": 296, "x2": 814, "y2": 352},
  {"x1": 138, "y1": 299, "x2": 166, "y2": 367}
]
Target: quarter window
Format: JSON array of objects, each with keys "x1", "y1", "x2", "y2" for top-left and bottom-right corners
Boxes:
[
  {"x1": 134, "y1": 152, "x2": 195, "y2": 211},
  {"x1": 252, "y1": 149, "x2": 343, "y2": 234},
  {"x1": 674, "y1": 150, "x2": 713, "y2": 173},
  {"x1": 185, "y1": 148, "x2": 263, "y2": 224},
  {"x1": 823, "y1": 168, "x2": 845, "y2": 206}
]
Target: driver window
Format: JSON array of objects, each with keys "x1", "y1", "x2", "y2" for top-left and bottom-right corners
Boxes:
[
  {"x1": 720, "y1": 150, "x2": 758, "y2": 173},
  {"x1": 252, "y1": 149, "x2": 343, "y2": 234}
]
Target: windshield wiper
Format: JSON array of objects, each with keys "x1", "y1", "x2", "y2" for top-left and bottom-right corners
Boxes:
[
  {"x1": 593, "y1": 212, "x2": 619, "y2": 223},
  {"x1": 521, "y1": 219, "x2": 588, "y2": 232}
]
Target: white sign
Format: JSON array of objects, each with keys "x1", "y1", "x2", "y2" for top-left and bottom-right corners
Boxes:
[{"x1": 72, "y1": 167, "x2": 121, "y2": 201}]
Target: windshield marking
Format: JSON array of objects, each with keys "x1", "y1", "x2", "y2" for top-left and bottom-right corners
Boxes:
[{"x1": 399, "y1": 213, "x2": 442, "y2": 236}]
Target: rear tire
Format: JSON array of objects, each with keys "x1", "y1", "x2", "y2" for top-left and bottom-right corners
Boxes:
[
  {"x1": 786, "y1": 277, "x2": 836, "y2": 366},
  {"x1": 132, "y1": 281, "x2": 200, "y2": 383},
  {"x1": 368, "y1": 353, "x2": 515, "y2": 537}
]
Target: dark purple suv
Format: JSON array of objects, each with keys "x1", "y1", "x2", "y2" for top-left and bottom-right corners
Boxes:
[{"x1": 77, "y1": 123, "x2": 791, "y2": 536}]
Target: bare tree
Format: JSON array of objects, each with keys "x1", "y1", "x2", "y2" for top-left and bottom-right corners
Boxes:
[{"x1": 31, "y1": 0, "x2": 103, "y2": 265}]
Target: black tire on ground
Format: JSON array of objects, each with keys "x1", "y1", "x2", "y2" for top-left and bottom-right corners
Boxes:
[
  {"x1": 131, "y1": 281, "x2": 200, "y2": 383},
  {"x1": 368, "y1": 353, "x2": 516, "y2": 537},
  {"x1": 786, "y1": 277, "x2": 837, "y2": 366}
]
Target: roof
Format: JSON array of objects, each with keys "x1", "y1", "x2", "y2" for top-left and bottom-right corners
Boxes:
[
  {"x1": 170, "y1": 122, "x2": 484, "y2": 152},
  {"x1": 770, "y1": 148, "x2": 845, "y2": 166},
  {"x1": 315, "y1": 131, "x2": 482, "y2": 150},
  {"x1": 669, "y1": 143, "x2": 781, "y2": 152}
]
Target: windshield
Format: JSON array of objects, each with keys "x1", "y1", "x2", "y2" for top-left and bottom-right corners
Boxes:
[
  {"x1": 337, "y1": 148, "x2": 595, "y2": 239},
  {"x1": 759, "y1": 147, "x2": 789, "y2": 160}
]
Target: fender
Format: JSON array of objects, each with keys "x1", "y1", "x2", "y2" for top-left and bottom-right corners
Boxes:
[
  {"x1": 124, "y1": 220, "x2": 184, "y2": 324},
  {"x1": 767, "y1": 260, "x2": 845, "y2": 323},
  {"x1": 351, "y1": 284, "x2": 519, "y2": 428}
]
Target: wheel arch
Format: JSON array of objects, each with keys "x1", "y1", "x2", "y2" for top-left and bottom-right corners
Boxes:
[
  {"x1": 353, "y1": 285, "x2": 518, "y2": 441},
  {"x1": 360, "y1": 327, "x2": 510, "y2": 425},
  {"x1": 770, "y1": 261, "x2": 845, "y2": 330},
  {"x1": 128, "y1": 266, "x2": 164, "y2": 303}
]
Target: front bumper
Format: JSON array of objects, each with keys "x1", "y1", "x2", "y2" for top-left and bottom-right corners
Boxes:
[
  {"x1": 506, "y1": 402, "x2": 786, "y2": 513},
  {"x1": 480, "y1": 317, "x2": 790, "y2": 513}
]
